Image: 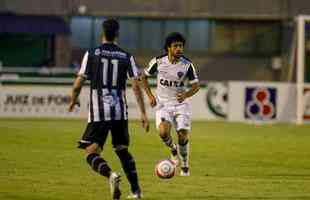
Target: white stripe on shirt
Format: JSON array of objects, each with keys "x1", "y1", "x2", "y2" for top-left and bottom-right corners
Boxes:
[
  {"x1": 114, "y1": 100, "x2": 122, "y2": 120},
  {"x1": 128, "y1": 56, "x2": 139, "y2": 79},
  {"x1": 122, "y1": 90, "x2": 128, "y2": 120},
  {"x1": 102, "y1": 89, "x2": 111, "y2": 121},
  {"x1": 189, "y1": 79, "x2": 199, "y2": 84},
  {"x1": 145, "y1": 57, "x2": 157, "y2": 76},
  {"x1": 78, "y1": 51, "x2": 89, "y2": 77},
  {"x1": 92, "y1": 89, "x2": 100, "y2": 122}
]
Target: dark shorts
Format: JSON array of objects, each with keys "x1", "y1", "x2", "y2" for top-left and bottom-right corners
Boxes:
[{"x1": 78, "y1": 120, "x2": 129, "y2": 149}]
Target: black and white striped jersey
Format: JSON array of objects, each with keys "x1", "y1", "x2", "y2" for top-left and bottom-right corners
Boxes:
[{"x1": 78, "y1": 43, "x2": 139, "y2": 122}]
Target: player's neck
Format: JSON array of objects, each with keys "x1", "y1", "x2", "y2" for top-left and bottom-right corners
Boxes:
[
  {"x1": 102, "y1": 37, "x2": 117, "y2": 45},
  {"x1": 168, "y1": 54, "x2": 179, "y2": 64}
]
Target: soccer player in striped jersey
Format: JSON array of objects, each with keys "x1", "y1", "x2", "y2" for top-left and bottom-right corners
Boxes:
[
  {"x1": 68, "y1": 19, "x2": 149, "y2": 199},
  {"x1": 141, "y1": 32, "x2": 200, "y2": 176}
]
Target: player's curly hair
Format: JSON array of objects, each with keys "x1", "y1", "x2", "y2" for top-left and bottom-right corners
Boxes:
[
  {"x1": 102, "y1": 18, "x2": 119, "y2": 41},
  {"x1": 164, "y1": 32, "x2": 186, "y2": 51}
]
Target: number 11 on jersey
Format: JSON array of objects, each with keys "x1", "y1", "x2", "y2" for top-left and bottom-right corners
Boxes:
[{"x1": 101, "y1": 58, "x2": 119, "y2": 87}]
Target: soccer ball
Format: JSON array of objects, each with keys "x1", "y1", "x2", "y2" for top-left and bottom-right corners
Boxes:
[{"x1": 154, "y1": 159, "x2": 176, "y2": 179}]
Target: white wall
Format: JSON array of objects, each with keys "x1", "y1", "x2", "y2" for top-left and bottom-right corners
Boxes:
[
  {"x1": 1, "y1": 82, "x2": 309, "y2": 124},
  {"x1": 0, "y1": 85, "x2": 222, "y2": 120}
]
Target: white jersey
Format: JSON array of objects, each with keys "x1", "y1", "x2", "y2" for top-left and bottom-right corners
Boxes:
[{"x1": 144, "y1": 54, "x2": 199, "y2": 105}]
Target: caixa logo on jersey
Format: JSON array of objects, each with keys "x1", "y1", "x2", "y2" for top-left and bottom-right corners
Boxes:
[{"x1": 244, "y1": 87, "x2": 277, "y2": 120}]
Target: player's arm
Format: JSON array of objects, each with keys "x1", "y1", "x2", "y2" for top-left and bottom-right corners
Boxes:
[
  {"x1": 69, "y1": 51, "x2": 89, "y2": 112},
  {"x1": 141, "y1": 58, "x2": 158, "y2": 107},
  {"x1": 177, "y1": 63, "x2": 200, "y2": 103},
  {"x1": 128, "y1": 56, "x2": 150, "y2": 132},
  {"x1": 131, "y1": 78, "x2": 149, "y2": 132},
  {"x1": 177, "y1": 82, "x2": 200, "y2": 102},
  {"x1": 141, "y1": 72, "x2": 157, "y2": 107},
  {"x1": 69, "y1": 75, "x2": 85, "y2": 112}
]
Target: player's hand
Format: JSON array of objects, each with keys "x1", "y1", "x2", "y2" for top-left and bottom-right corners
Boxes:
[
  {"x1": 68, "y1": 100, "x2": 80, "y2": 112},
  {"x1": 149, "y1": 95, "x2": 157, "y2": 108},
  {"x1": 177, "y1": 92, "x2": 186, "y2": 103},
  {"x1": 141, "y1": 114, "x2": 150, "y2": 132}
]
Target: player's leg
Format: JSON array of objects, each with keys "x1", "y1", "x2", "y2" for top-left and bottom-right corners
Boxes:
[
  {"x1": 156, "y1": 109, "x2": 179, "y2": 164},
  {"x1": 78, "y1": 122, "x2": 112, "y2": 177},
  {"x1": 175, "y1": 114, "x2": 191, "y2": 176},
  {"x1": 159, "y1": 121, "x2": 179, "y2": 165},
  {"x1": 111, "y1": 120, "x2": 142, "y2": 199},
  {"x1": 78, "y1": 122, "x2": 121, "y2": 200},
  {"x1": 115, "y1": 146, "x2": 142, "y2": 199},
  {"x1": 176, "y1": 129, "x2": 190, "y2": 176},
  {"x1": 85, "y1": 143, "x2": 111, "y2": 177}
]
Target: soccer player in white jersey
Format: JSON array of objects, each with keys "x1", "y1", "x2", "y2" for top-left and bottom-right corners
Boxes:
[{"x1": 141, "y1": 32, "x2": 200, "y2": 176}]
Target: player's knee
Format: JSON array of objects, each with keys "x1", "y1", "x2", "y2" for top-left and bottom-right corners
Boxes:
[
  {"x1": 85, "y1": 143, "x2": 101, "y2": 155},
  {"x1": 159, "y1": 123, "x2": 170, "y2": 137},
  {"x1": 115, "y1": 147, "x2": 133, "y2": 161},
  {"x1": 159, "y1": 121, "x2": 170, "y2": 129},
  {"x1": 177, "y1": 130, "x2": 189, "y2": 144},
  {"x1": 114, "y1": 145, "x2": 128, "y2": 152},
  {"x1": 159, "y1": 130, "x2": 169, "y2": 138}
]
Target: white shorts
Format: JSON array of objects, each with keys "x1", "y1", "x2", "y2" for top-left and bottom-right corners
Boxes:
[{"x1": 155, "y1": 102, "x2": 191, "y2": 131}]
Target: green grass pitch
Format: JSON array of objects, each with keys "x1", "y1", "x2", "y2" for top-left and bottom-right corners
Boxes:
[{"x1": 0, "y1": 118, "x2": 310, "y2": 200}]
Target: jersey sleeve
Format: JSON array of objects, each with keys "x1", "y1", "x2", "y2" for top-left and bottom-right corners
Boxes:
[
  {"x1": 78, "y1": 51, "x2": 91, "y2": 80},
  {"x1": 144, "y1": 57, "x2": 158, "y2": 76},
  {"x1": 186, "y1": 63, "x2": 199, "y2": 84},
  {"x1": 127, "y1": 55, "x2": 140, "y2": 79}
]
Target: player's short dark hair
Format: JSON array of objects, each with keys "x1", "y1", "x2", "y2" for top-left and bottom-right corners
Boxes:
[
  {"x1": 164, "y1": 32, "x2": 186, "y2": 51},
  {"x1": 102, "y1": 18, "x2": 119, "y2": 41}
]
